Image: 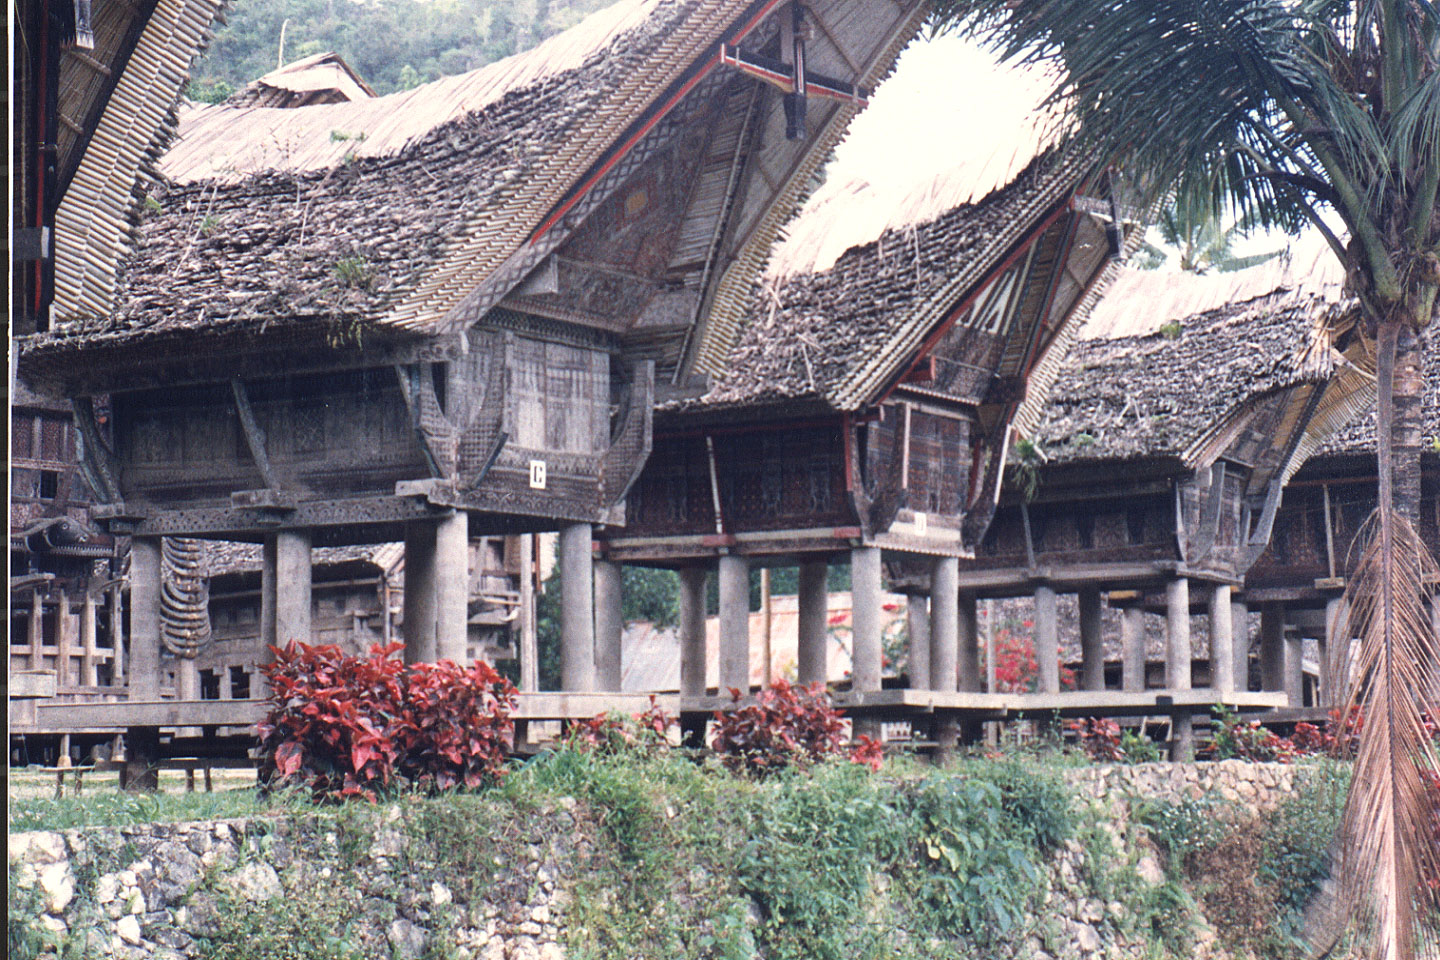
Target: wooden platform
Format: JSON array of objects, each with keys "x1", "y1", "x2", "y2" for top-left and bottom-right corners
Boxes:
[{"x1": 9, "y1": 689, "x2": 1288, "y2": 736}]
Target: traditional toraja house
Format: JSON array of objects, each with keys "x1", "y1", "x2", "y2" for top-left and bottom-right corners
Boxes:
[
  {"x1": 969, "y1": 255, "x2": 1375, "y2": 751},
  {"x1": 15, "y1": 0, "x2": 931, "y2": 758},
  {"x1": 598, "y1": 36, "x2": 1141, "y2": 738},
  {"x1": 1244, "y1": 334, "x2": 1439, "y2": 708}
]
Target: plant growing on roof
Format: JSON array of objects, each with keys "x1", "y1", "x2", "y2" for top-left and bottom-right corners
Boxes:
[
  {"x1": 933, "y1": 2, "x2": 1440, "y2": 954},
  {"x1": 333, "y1": 255, "x2": 372, "y2": 290}
]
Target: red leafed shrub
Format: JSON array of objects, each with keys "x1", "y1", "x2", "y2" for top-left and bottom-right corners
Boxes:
[
  {"x1": 850, "y1": 734, "x2": 885, "y2": 772},
  {"x1": 1068, "y1": 717, "x2": 1125, "y2": 762},
  {"x1": 258, "y1": 641, "x2": 515, "y2": 801},
  {"x1": 710, "y1": 678, "x2": 880, "y2": 775},
  {"x1": 396, "y1": 659, "x2": 517, "y2": 790},
  {"x1": 566, "y1": 696, "x2": 678, "y2": 753}
]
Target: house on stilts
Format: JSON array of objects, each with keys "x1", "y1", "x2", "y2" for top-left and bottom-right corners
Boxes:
[{"x1": 15, "y1": 0, "x2": 931, "y2": 760}]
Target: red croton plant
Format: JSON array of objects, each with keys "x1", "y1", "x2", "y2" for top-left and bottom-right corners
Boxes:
[
  {"x1": 258, "y1": 641, "x2": 516, "y2": 801},
  {"x1": 710, "y1": 677, "x2": 884, "y2": 775}
]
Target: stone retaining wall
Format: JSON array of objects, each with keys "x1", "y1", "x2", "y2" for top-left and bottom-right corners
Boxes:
[{"x1": 8, "y1": 761, "x2": 1319, "y2": 960}]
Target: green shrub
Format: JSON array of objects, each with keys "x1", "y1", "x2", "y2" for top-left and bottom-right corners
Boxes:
[
  {"x1": 1133, "y1": 796, "x2": 1228, "y2": 877},
  {"x1": 1259, "y1": 761, "x2": 1350, "y2": 925}
]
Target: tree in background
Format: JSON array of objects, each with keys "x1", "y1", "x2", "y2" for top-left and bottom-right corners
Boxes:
[
  {"x1": 188, "y1": 0, "x2": 620, "y2": 101},
  {"x1": 932, "y1": 2, "x2": 1440, "y2": 955},
  {"x1": 1133, "y1": 196, "x2": 1290, "y2": 273}
]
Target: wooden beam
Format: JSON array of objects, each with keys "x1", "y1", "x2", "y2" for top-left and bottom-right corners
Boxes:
[{"x1": 230, "y1": 379, "x2": 279, "y2": 490}]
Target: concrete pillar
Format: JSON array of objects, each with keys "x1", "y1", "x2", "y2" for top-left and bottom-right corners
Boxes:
[
  {"x1": 109, "y1": 582, "x2": 125, "y2": 685},
  {"x1": 274, "y1": 529, "x2": 312, "y2": 647},
  {"x1": 797, "y1": 562, "x2": 829, "y2": 686},
  {"x1": 1285, "y1": 623, "x2": 1305, "y2": 708},
  {"x1": 1166, "y1": 578, "x2": 1193, "y2": 760},
  {"x1": 930, "y1": 559, "x2": 958, "y2": 692},
  {"x1": 1322, "y1": 596, "x2": 1346, "y2": 707},
  {"x1": 594, "y1": 559, "x2": 624, "y2": 690},
  {"x1": 55, "y1": 589, "x2": 73, "y2": 687},
  {"x1": 560, "y1": 523, "x2": 595, "y2": 692},
  {"x1": 906, "y1": 595, "x2": 930, "y2": 690},
  {"x1": 28, "y1": 588, "x2": 43, "y2": 670},
  {"x1": 260, "y1": 536, "x2": 278, "y2": 649},
  {"x1": 434, "y1": 511, "x2": 469, "y2": 663},
  {"x1": 177, "y1": 658, "x2": 200, "y2": 701},
  {"x1": 1209, "y1": 585, "x2": 1234, "y2": 695},
  {"x1": 129, "y1": 538, "x2": 163, "y2": 700},
  {"x1": 1034, "y1": 584, "x2": 1059, "y2": 694},
  {"x1": 126, "y1": 537, "x2": 163, "y2": 792},
  {"x1": 718, "y1": 554, "x2": 750, "y2": 694},
  {"x1": 957, "y1": 591, "x2": 981, "y2": 693},
  {"x1": 1121, "y1": 607, "x2": 1145, "y2": 692},
  {"x1": 850, "y1": 547, "x2": 883, "y2": 693},
  {"x1": 1232, "y1": 601, "x2": 1251, "y2": 691},
  {"x1": 1079, "y1": 588, "x2": 1105, "y2": 692},
  {"x1": 679, "y1": 568, "x2": 708, "y2": 697},
  {"x1": 403, "y1": 522, "x2": 438, "y2": 664},
  {"x1": 519, "y1": 534, "x2": 538, "y2": 693},
  {"x1": 1260, "y1": 602, "x2": 1286, "y2": 693},
  {"x1": 81, "y1": 591, "x2": 98, "y2": 686}
]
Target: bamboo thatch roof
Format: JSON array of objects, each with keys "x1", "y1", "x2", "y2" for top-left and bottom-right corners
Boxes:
[
  {"x1": 50, "y1": 0, "x2": 229, "y2": 326},
  {"x1": 22, "y1": 0, "x2": 928, "y2": 390},
  {"x1": 223, "y1": 51, "x2": 377, "y2": 108},
  {"x1": 1317, "y1": 335, "x2": 1439, "y2": 457},
  {"x1": 1031, "y1": 268, "x2": 1360, "y2": 466},
  {"x1": 667, "y1": 34, "x2": 1098, "y2": 414}
]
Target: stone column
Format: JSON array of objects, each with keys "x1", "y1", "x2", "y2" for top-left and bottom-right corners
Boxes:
[
  {"x1": 718, "y1": 554, "x2": 750, "y2": 694},
  {"x1": 796, "y1": 562, "x2": 829, "y2": 686},
  {"x1": 129, "y1": 538, "x2": 163, "y2": 700},
  {"x1": 929, "y1": 559, "x2": 958, "y2": 693},
  {"x1": 81, "y1": 591, "x2": 98, "y2": 687},
  {"x1": 258, "y1": 536, "x2": 278, "y2": 693},
  {"x1": 906, "y1": 595, "x2": 931, "y2": 691},
  {"x1": 126, "y1": 537, "x2": 163, "y2": 791},
  {"x1": 434, "y1": 511, "x2": 469, "y2": 664},
  {"x1": 560, "y1": 523, "x2": 596, "y2": 693},
  {"x1": 1209, "y1": 585, "x2": 1234, "y2": 695},
  {"x1": 850, "y1": 547, "x2": 883, "y2": 693},
  {"x1": 957, "y1": 591, "x2": 981, "y2": 693},
  {"x1": 1321, "y1": 596, "x2": 1347, "y2": 707},
  {"x1": 1166, "y1": 578, "x2": 1193, "y2": 760},
  {"x1": 55, "y1": 589, "x2": 73, "y2": 687},
  {"x1": 1121, "y1": 607, "x2": 1146, "y2": 692},
  {"x1": 28, "y1": 588, "x2": 43, "y2": 670},
  {"x1": 274, "y1": 529, "x2": 312, "y2": 648},
  {"x1": 1284, "y1": 622, "x2": 1305, "y2": 709},
  {"x1": 594, "y1": 559, "x2": 624, "y2": 691},
  {"x1": 402, "y1": 522, "x2": 438, "y2": 664},
  {"x1": 1260, "y1": 602, "x2": 1286, "y2": 693},
  {"x1": 1232, "y1": 600, "x2": 1251, "y2": 691},
  {"x1": 1079, "y1": 588, "x2": 1105, "y2": 692},
  {"x1": 679, "y1": 568, "x2": 708, "y2": 697},
  {"x1": 1034, "y1": 584, "x2": 1060, "y2": 694},
  {"x1": 519, "y1": 534, "x2": 538, "y2": 693}
]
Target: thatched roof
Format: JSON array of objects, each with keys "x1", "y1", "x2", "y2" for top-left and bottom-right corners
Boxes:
[
  {"x1": 49, "y1": 0, "x2": 229, "y2": 326},
  {"x1": 668, "y1": 35, "x2": 1097, "y2": 415},
  {"x1": 1317, "y1": 334, "x2": 1439, "y2": 457},
  {"x1": 223, "y1": 51, "x2": 377, "y2": 108},
  {"x1": 1031, "y1": 269, "x2": 1354, "y2": 465},
  {"x1": 23, "y1": 0, "x2": 927, "y2": 389},
  {"x1": 689, "y1": 153, "x2": 1078, "y2": 412}
]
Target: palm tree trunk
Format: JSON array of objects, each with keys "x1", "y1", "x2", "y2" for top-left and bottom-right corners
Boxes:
[{"x1": 1391, "y1": 324, "x2": 1425, "y2": 528}]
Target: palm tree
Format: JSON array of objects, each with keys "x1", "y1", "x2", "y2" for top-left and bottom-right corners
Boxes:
[
  {"x1": 1135, "y1": 196, "x2": 1290, "y2": 272},
  {"x1": 928, "y1": 1, "x2": 1440, "y2": 956}
]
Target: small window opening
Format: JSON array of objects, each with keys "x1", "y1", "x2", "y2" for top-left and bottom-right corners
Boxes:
[
  {"x1": 229, "y1": 667, "x2": 251, "y2": 700},
  {"x1": 199, "y1": 669, "x2": 221, "y2": 700},
  {"x1": 38, "y1": 471, "x2": 59, "y2": 500}
]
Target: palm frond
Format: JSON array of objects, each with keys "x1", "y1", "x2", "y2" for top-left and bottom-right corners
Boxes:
[{"x1": 1331, "y1": 512, "x2": 1440, "y2": 960}]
